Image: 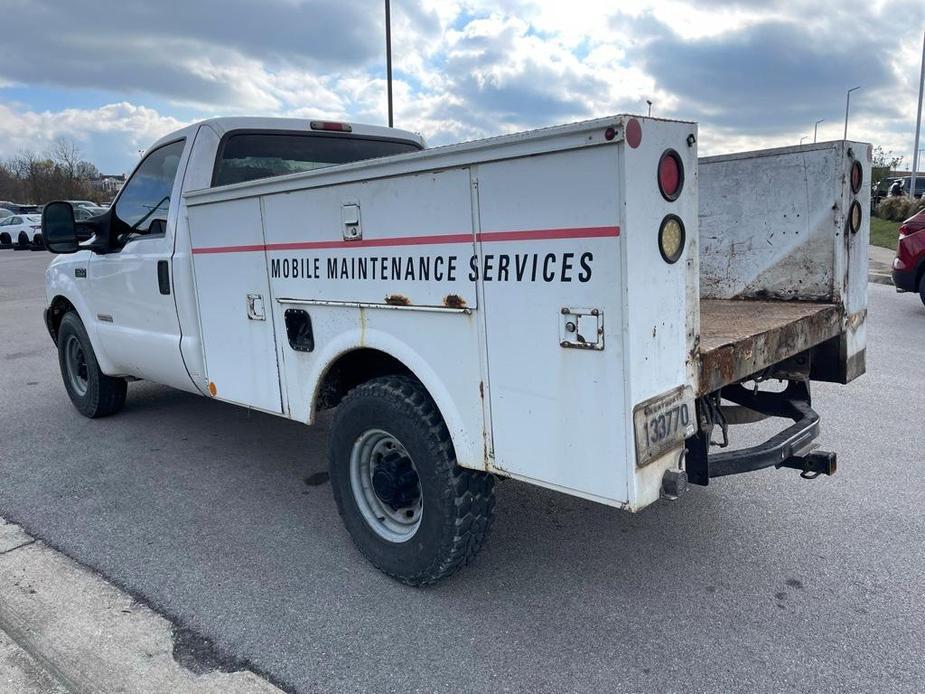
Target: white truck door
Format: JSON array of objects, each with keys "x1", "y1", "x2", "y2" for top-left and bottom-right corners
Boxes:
[
  {"x1": 187, "y1": 197, "x2": 284, "y2": 414},
  {"x1": 86, "y1": 138, "x2": 192, "y2": 391}
]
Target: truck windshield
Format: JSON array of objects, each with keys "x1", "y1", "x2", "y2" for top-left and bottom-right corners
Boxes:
[{"x1": 212, "y1": 133, "x2": 421, "y2": 187}]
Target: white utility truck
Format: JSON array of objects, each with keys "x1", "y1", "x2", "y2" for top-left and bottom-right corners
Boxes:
[{"x1": 41, "y1": 116, "x2": 869, "y2": 584}]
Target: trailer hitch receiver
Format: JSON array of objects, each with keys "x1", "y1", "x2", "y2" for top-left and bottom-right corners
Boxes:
[{"x1": 778, "y1": 450, "x2": 837, "y2": 479}]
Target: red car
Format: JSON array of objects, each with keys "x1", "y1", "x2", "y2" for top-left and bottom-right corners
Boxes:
[{"x1": 892, "y1": 209, "x2": 925, "y2": 305}]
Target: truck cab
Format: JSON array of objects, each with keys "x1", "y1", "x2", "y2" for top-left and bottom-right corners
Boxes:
[{"x1": 44, "y1": 117, "x2": 424, "y2": 395}]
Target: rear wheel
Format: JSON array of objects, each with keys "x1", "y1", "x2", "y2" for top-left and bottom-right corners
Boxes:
[
  {"x1": 31, "y1": 233, "x2": 44, "y2": 250},
  {"x1": 329, "y1": 375, "x2": 495, "y2": 585},
  {"x1": 57, "y1": 312, "x2": 127, "y2": 418},
  {"x1": 15, "y1": 231, "x2": 29, "y2": 250},
  {"x1": 0, "y1": 232, "x2": 10, "y2": 246}
]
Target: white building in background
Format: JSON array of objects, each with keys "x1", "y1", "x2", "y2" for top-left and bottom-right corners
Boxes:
[{"x1": 93, "y1": 174, "x2": 125, "y2": 197}]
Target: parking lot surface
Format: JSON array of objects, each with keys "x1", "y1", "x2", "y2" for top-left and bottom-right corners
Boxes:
[{"x1": 1, "y1": 250, "x2": 924, "y2": 692}]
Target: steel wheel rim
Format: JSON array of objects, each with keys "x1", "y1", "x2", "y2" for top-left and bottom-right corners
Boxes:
[
  {"x1": 349, "y1": 429, "x2": 422, "y2": 543},
  {"x1": 64, "y1": 335, "x2": 89, "y2": 396}
]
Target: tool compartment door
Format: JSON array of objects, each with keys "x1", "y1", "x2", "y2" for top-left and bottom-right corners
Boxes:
[
  {"x1": 188, "y1": 197, "x2": 283, "y2": 413},
  {"x1": 475, "y1": 146, "x2": 629, "y2": 503}
]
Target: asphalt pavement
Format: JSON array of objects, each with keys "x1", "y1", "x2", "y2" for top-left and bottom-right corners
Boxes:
[{"x1": 1, "y1": 250, "x2": 924, "y2": 693}]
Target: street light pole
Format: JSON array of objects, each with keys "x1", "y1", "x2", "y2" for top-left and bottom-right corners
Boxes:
[
  {"x1": 814, "y1": 119, "x2": 824, "y2": 143},
  {"x1": 646, "y1": 99, "x2": 652, "y2": 116},
  {"x1": 800, "y1": 136, "x2": 808, "y2": 145},
  {"x1": 911, "y1": 31, "x2": 925, "y2": 201},
  {"x1": 844, "y1": 86, "x2": 860, "y2": 140},
  {"x1": 385, "y1": 0, "x2": 393, "y2": 127}
]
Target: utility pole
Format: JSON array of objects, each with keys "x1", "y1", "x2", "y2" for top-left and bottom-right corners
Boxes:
[
  {"x1": 385, "y1": 0, "x2": 394, "y2": 127},
  {"x1": 814, "y1": 119, "x2": 824, "y2": 143},
  {"x1": 911, "y1": 30, "x2": 925, "y2": 201},
  {"x1": 844, "y1": 86, "x2": 860, "y2": 140}
]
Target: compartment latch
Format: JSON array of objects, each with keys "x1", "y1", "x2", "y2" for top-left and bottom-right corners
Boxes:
[{"x1": 559, "y1": 307, "x2": 603, "y2": 350}]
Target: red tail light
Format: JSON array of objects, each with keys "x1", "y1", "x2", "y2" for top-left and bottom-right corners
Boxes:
[
  {"x1": 850, "y1": 160, "x2": 862, "y2": 194},
  {"x1": 658, "y1": 149, "x2": 684, "y2": 201},
  {"x1": 310, "y1": 120, "x2": 353, "y2": 132}
]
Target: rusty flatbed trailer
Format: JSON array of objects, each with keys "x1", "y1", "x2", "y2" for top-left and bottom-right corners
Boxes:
[{"x1": 698, "y1": 299, "x2": 843, "y2": 395}]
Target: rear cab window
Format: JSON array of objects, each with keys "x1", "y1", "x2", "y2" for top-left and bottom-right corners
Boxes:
[{"x1": 211, "y1": 132, "x2": 422, "y2": 187}]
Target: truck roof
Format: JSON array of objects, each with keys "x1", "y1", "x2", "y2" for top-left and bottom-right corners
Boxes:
[
  {"x1": 185, "y1": 114, "x2": 697, "y2": 205},
  {"x1": 148, "y1": 116, "x2": 426, "y2": 152}
]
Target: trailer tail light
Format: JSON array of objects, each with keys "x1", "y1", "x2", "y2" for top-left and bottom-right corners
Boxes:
[
  {"x1": 658, "y1": 149, "x2": 684, "y2": 201},
  {"x1": 850, "y1": 160, "x2": 862, "y2": 194},
  {"x1": 658, "y1": 214, "x2": 685, "y2": 263},
  {"x1": 847, "y1": 200, "x2": 862, "y2": 234},
  {"x1": 310, "y1": 120, "x2": 353, "y2": 133}
]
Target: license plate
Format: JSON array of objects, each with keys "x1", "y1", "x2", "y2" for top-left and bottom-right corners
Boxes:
[{"x1": 633, "y1": 386, "x2": 697, "y2": 467}]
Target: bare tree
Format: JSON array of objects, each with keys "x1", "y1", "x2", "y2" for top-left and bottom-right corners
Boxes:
[{"x1": 0, "y1": 138, "x2": 103, "y2": 204}]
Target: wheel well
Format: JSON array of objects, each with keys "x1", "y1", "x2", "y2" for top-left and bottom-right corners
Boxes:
[
  {"x1": 315, "y1": 348, "x2": 414, "y2": 411},
  {"x1": 46, "y1": 296, "x2": 76, "y2": 345}
]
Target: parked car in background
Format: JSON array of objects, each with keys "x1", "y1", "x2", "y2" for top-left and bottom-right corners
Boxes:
[
  {"x1": 0, "y1": 201, "x2": 38, "y2": 214},
  {"x1": 898, "y1": 176, "x2": 925, "y2": 198},
  {"x1": 65, "y1": 200, "x2": 99, "y2": 209},
  {"x1": 73, "y1": 205, "x2": 109, "y2": 220},
  {"x1": 892, "y1": 208, "x2": 925, "y2": 306},
  {"x1": 0, "y1": 214, "x2": 44, "y2": 249},
  {"x1": 0, "y1": 208, "x2": 12, "y2": 221},
  {"x1": 872, "y1": 178, "x2": 895, "y2": 206}
]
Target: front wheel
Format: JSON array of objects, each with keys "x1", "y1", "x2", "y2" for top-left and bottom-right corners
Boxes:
[
  {"x1": 57, "y1": 312, "x2": 127, "y2": 418},
  {"x1": 329, "y1": 375, "x2": 495, "y2": 585}
]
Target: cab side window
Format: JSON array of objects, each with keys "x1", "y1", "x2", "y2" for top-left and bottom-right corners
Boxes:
[{"x1": 114, "y1": 139, "x2": 185, "y2": 236}]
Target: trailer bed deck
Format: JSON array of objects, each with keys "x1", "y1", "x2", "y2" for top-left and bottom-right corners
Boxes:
[{"x1": 698, "y1": 299, "x2": 843, "y2": 394}]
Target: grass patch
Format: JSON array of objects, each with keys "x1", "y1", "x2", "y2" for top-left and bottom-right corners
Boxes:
[{"x1": 870, "y1": 216, "x2": 900, "y2": 250}]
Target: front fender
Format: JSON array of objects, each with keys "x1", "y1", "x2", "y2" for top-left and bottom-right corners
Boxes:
[{"x1": 45, "y1": 255, "x2": 118, "y2": 376}]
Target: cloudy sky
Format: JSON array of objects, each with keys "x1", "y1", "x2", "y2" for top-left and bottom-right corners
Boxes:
[{"x1": 1, "y1": 0, "x2": 923, "y2": 173}]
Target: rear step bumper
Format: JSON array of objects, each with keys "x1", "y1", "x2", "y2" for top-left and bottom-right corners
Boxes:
[{"x1": 684, "y1": 381, "x2": 836, "y2": 485}]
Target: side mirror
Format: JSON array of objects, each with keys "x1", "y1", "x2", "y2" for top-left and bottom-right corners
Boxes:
[{"x1": 42, "y1": 201, "x2": 79, "y2": 254}]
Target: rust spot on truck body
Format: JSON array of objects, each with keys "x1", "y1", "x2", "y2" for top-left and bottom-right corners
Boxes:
[
  {"x1": 384, "y1": 294, "x2": 410, "y2": 306},
  {"x1": 846, "y1": 308, "x2": 866, "y2": 331},
  {"x1": 443, "y1": 294, "x2": 467, "y2": 309}
]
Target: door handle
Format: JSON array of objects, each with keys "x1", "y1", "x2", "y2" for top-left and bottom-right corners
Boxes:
[
  {"x1": 246, "y1": 293, "x2": 266, "y2": 321},
  {"x1": 157, "y1": 260, "x2": 170, "y2": 295}
]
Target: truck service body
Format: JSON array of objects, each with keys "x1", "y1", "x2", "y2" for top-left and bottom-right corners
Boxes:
[{"x1": 41, "y1": 115, "x2": 870, "y2": 583}]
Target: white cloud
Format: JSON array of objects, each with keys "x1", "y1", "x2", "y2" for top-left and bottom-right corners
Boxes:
[
  {"x1": 0, "y1": 103, "x2": 186, "y2": 171},
  {"x1": 0, "y1": 0, "x2": 923, "y2": 170}
]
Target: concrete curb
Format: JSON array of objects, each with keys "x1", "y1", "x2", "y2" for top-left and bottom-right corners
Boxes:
[
  {"x1": 0, "y1": 518, "x2": 283, "y2": 694},
  {"x1": 869, "y1": 272, "x2": 893, "y2": 286}
]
